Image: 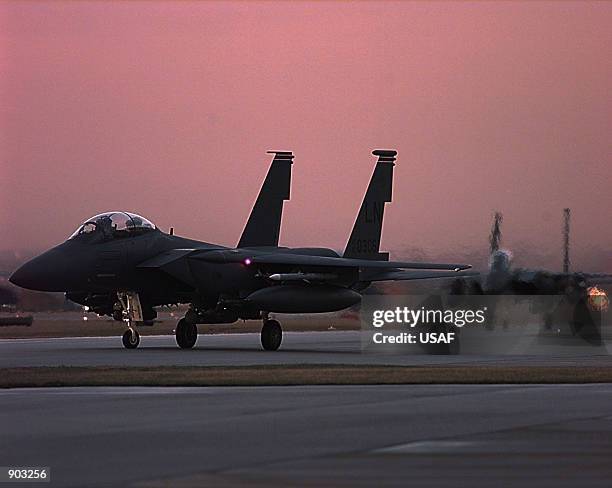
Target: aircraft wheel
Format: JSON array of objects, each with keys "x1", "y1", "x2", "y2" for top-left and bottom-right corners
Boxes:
[
  {"x1": 122, "y1": 328, "x2": 140, "y2": 349},
  {"x1": 176, "y1": 318, "x2": 198, "y2": 349},
  {"x1": 261, "y1": 319, "x2": 282, "y2": 351}
]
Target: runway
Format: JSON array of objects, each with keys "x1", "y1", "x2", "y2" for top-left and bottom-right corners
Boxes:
[
  {"x1": 2, "y1": 384, "x2": 612, "y2": 487},
  {"x1": 1, "y1": 331, "x2": 612, "y2": 368}
]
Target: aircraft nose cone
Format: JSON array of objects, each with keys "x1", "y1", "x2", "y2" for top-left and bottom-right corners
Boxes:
[
  {"x1": 9, "y1": 248, "x2": 74, "y2": 292},
  {"x1": 10, "y1": 258, "x2": 52, "y2": 291},
  {"x1": 9, "y1": 264, "x2": 33, "y2": 289}
]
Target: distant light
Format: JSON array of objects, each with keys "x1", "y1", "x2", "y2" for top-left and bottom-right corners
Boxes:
[
  {"x1": 83, "y1": 306, "x2": 90, "y2": 312},
  {"x1": 83, "y1": 316, "x2": 88, "y2": 321},
  {"x1": 244, "y1": 258, "x2": 252, "y2": 266}
]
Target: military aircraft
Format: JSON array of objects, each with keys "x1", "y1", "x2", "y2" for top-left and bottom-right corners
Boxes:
[
  {"x1": 10, "y1": 149, "x2": 472, "y2": 349},
  {"x1": 451, "y1": 211, "x2": 612, "y2": 296},
  {"x1": 450, "y1": 211, "x2": 611, "y2": 342}
]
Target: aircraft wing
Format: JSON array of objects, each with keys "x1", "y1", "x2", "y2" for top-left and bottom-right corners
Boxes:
[
  {"x1": 138, "y1": 249, "x2": 472, "y2": 286},
  {"x1": 192, "y1": 250, "x2": 471, "y2": 271},
  {"x1": 581, "y1": 273, "x2": 612, "y2": 285},
  {"x1": 249, "y1": 254, "x2": 470, "y2": 271},
  {"x1": 362, "y1": 269, "x2": 480, "y2": 282}
]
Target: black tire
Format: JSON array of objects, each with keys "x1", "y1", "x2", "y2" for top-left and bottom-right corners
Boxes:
[
  {"x1": 176, "y1": 318, "x2": 198, "y2": 349},
  {"x1": 261, "y1": 319, "x2": 282, "y2": 351},
  {"x1": 122, "y1": 329, "x2": 140, "y2": 349}
]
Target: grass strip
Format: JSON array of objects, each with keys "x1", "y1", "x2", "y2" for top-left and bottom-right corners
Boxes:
[{"x1": 2, "y1": 364, "x2": 612, "y2": 388}]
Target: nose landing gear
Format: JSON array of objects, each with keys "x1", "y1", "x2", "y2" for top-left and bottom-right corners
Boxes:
[
  {"x1": 122, "y1": 328, "x2": 140, "y2": 349},
  {"x1": 117, "y1": 291, "x2": 144, "y2": 349}
]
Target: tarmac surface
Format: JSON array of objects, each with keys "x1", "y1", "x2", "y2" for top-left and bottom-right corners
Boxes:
[
  {"x1": 2, "y1": 384, "x2": 612, "y2": 487},
  {"x1": 2, "y1": 331, "x2": 612, "y2": 368},
  {"x1": 2, "y1": 332, "x2": 612, "y2": 486}
]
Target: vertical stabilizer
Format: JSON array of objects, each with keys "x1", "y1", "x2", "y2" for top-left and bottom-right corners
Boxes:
[
  {"x1": 343, "y1": 149, "x2": 396, "y2": 260},
  {"x1": 489, "y1": 211, "x2": 503, "y2": 255},
  {"x1": 238, "y1": 151, "x2": 293, "y2": 248},
  {"x1": 563, "y1": 208, "x2": 571, "y2": 273}
]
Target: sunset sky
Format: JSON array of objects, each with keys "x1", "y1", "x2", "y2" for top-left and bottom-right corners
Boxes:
[{"x1": 1, "y1": 1, "x2": 611, "y2": 272}]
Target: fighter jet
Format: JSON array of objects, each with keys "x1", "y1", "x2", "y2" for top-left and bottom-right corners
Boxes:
[
  {"x1": 450, "y1": 210, "x2": 611, "y2": 342},
  {"x1": 452, "y1": 210, "x2": 612, "y2": 296},
  {"x1": 10, "y1": 149, "x2": 472, "y2": 349}
]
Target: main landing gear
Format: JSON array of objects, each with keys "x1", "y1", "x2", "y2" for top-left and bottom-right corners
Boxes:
[
  {"x1": 171, "y1": 309, "x2": 282, "y2": 351},
  {"x1": 175, "y1": 318, "x2": 198, "y2": 349},
  {"x1": 261, "y1": 318, "x2": 282, "y2": 351}
]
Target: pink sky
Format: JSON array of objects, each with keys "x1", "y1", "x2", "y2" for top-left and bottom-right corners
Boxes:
[{"x1": 1, "y1": 1, "x2": 611, "y2": 271}]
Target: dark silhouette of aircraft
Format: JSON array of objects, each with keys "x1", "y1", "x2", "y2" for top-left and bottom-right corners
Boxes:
[
  {"x1": 452, "y1": 211, "x2": 612, "y2": 296},
  {"x1": 10, "y1": 150, "x2": 472, "y2": 349},
  {"x1": 450, "y1": 211, "x2": 611, "y2": 343}
]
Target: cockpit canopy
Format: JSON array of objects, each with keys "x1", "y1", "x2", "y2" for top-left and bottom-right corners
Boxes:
[{"x1": 70, "y1": 212, "x2": 156, "y2": 239}]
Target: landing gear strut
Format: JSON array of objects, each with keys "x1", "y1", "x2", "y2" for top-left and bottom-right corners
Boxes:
[
  {"x1": 117, "y1": 291, "x2": 143, "y2": 349},
  {"x1": 176, "y1": 318, "x2": 198, "y2": 349},
  {"x1": 261, "y1": 319, "x2": 282, "y2": 351}
]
